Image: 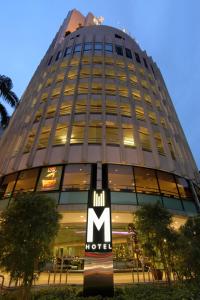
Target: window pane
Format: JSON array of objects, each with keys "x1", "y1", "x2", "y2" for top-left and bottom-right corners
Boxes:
[
  {"x1": 157, "y1": 171, "x2": 179, "y2": 198},
  {"x1": 53, "y1": 124, "x2": 68, "y2": 145},
  {"x1": 106, "y1": 123, "x2": 119, "y2": 144},
  {"x1": 70, "y1": 123, "x2": 84, "y2": 144},
  {"x1": 94, "y1": 43, "x2": 103, "y2": 51},
  {"x1": 75, "y1": 99, "x2": 87, "y2": 114},
  {"x1": 62, "y1": 164, "x2": 91, "y2": 191},
  {"x1": 37, "y1": 126, "x2": 51, "y2": 149},
  {"x1": 125, "y1": 48, "x2": 132, "y2": 59},
  {"x1": 176, "y1": 177, "x2": 192, "y2": 198},
  {"x1": 14, "y1": 169, "x2": 39, "y2": 193},
  {"x1": 134, "y1": 167, "x2": 159, "y2": 194},
  {"x1": 74, "y1": 44, "x2": 82, "y2": 52},
  {"x1": 122, "y1": 124, "x2": 135, "y2": 147},
  {"x1": 88, "y1": 123, "x2": 102, "y2": 143},
  {"x1": 84, "y1": 43, "x2": 92, "y2": 51},
  {"x1": 105, "y1": 43, "x2": 113, "y2": 52},
  {"x1": 37, "y1": 166, "x2": 62, "y2": 191},
  {"x1": 0, "y1": 173, "x2": 17, "y2": 198},
  {"x1": 115, "y1": 45, "x2": 123, "y2": 56},
  {"x1": 139, "y1": 127, "x2": 152, "y2": 151},
  {"x1": 24, "y1": 129, "x2": 36, "y2": 153},
  {"x1": 59, "y1": 100, "x2": 72, "y2": 116},
  {"x1": 154, "y1": 132, "x2": 165, "y2": 155},
  {"x1": 64, "y1": 47, "x2": 72, "y2": 56},
  {"x1": 108, "y1": 165, "x2": 135, "y2": 192}
]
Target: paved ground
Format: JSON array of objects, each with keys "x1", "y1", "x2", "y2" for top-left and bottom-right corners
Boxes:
[{"x1": 1, "y1": 270, "x2": 172, "y2": 287}]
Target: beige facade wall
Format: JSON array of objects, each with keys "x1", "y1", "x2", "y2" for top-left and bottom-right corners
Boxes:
[{"x1": 0, "y1": 22, "x2": 199, "y2": 184}]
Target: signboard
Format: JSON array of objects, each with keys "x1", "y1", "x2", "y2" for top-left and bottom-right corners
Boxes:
[{"x1": 83, "y1": 190, "x2": 114, "y2": 296}]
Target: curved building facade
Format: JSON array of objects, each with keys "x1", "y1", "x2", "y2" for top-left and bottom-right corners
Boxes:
[{"x1": 0, "y1": 9, "x2": 200, "y2": 274}]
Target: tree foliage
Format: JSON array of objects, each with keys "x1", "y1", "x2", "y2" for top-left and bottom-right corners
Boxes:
[
  {"x1": 176, "y1": 215, "x2": 200, "y2": 280},
  {"x1": 135, "y1": 202, "x2": 178, "y2": 283},
  {"x1": 0, "y1": 193, "x2": 60, "y2": 290},
  {"x1": 0, "y1": 75, "x2": 19, "y2": 127}
]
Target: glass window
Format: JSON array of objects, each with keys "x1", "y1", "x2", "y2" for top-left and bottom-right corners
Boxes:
[
  {"x1": 46, "y1": 105, "x2": 56, "y2": 119},
  {"x1": 88, "y1": 121, "x2": 102, "y2": 143},
  {"x1": 70, "y1": 122, "x2": 85, "y2": 144},
  {"x1": 45, "y1": 78, "x2": 53, "y2": 87},
  {"x1": 115, "y1": 45, "x2": 123, "y2": 56},
  {"x1": 144, "y1": 94, "x2": 152, "y2": 105},
  {"x1": 168, "y1": 139, "x2": 176, "y2": 160},
  {"x1": 129, "y1": 74, "x2": 138, "y2": 84},
  {"x1": 74, "y1": 44, "x2": 82, "y2": 53},
  {"x1": 135, "y1": 106, "x2": 145, "y2": 121},
  {"x1": 116, "y1": 59, "x2": 125, "y2": 68},
  {"x1": 106, "y1": 122, "x2": 119, "y2": 145},
  {"x1": 56, "y1": 73, "x2": 65, "y2": 83},
  {"x1": 135, "y1": 52, "x2": 141, "y2": 63},
  {"x1": 105, "y1": 67, "x2": 115, "y2": 79},
  {"x1": 120, "y1": 103, "x2": 131, "y2": 117},
  {"x1": 105, "y1": 83, "x2": 116, "y2": 96},
  {"x1": 64, "y1": 47, "x2": 72, "y2": 56},
  {"x1": 93, "y1": 56, "x2": 103, "y2": 64},
  {"x1": 48, "y1": 56, "x2": 53, "y2": 66},
  {"x1": 64, "y1": 83, "x2": 75, "y2": 95},
  {"x1": 132, "y1": 89, "x2": 141, "y2": 100},
  {"x1": 91, "y1": 82, "x2": 102, "y2": 94},
  {"x1": 93, "y1": 67, "x2": 102, "y2": 77},
  {"x1": 118, "y1": 85, "x2": 129, "y2": 97},
  {"x1": 90, "y1": 99, "x2": 102, "y2": 114},
  {"x1": 75, "y1": 99, "x2": 87, "y2": 114},
  {"x1": 148, "y1": 111, "x2": 157, "y2": 124},
  {"x1": 70, "y1": 57, "x2": 80, "y2": 66},
  {"x1": 0, "y1": 173, "x2": 17, "y2": 198},
  {"x1": 82, "y1": 55, "x2": 90, "y2": 64},
  {"x1": 139, "y1": 127, "x2": 152, "y2": 152},
  {"x1": 160, "y1": 118, "x2": 167, "y2": 128},
  {"x1": 37, "y1": 126, "x2": 51, "y2": 149},
  {"x1": 84, "y1": 43, "x2": 92, "y2": 51},
  {"x1": 125, "y1": 48, "x2": 132, "y2": 59},
  {"x1": 105, "y1": 43, "x2": 113, "y2": 52},
  {"x1": 143, "y1": 57, "x2": 148, "y2": 69},
  {"x1": 67, "y1": 67, "x2": 78, "y2": 80},
  {"x1": 37, "y1": 166, "x2": 62, "y2": 191},
  {"x1": 176, "y1": 177, "x2": 192, "y2": 199},
  {"x1": 154, "y1": 132, "x2": 165, "y2": 155},
  {"x1": 53, "y1": 124, "x2": 68, "y2": 145},
  {"x1": 94, "y1": 43, "x2": 103, "y2": 51},
  {"x1": 122, "y1": 124, "x2": 135, "y2": 147},
  {"x1": 34, "y1": 109, "x2": 42, "y2": 123},
  {"x1": 134, "y1": 167, "x2": 159, "y2": 194},
  {"x1": 105, "y1": 56, "x2": 114, "y2": 65},
  {"x1": 62, "y1": 164, "x2": 91, "y2": 191},
  {"x1": 41, "y1": 93, "x2": 48, "y2": 102},
  {"x1": 59, "y1": 100, "x2": 72, "y2": 116},
  {"x1": 51, "y1": 87, "x2": 61, "y2": 99},
  {"x1": 78, "y1": 82, "x2": 89, "y2": 94},
  {"x1": 141, "y1": 80, "x2": 149, "y2": 89},
  {"x1": 106, "y1": 98, "x2": 117, "y2": 115},
  {"x1": 14, "y1": 169, "x2": 39, "y2": 193},
  {"x1": 24, "y1": 129, "x2": 36, "y2": 153},
  {"x1": 55, "y1": 51, "x2": 61, "y2": 61},
  {"x1": 108, "y1": 165, "x2": 135, "y2": 192},
  {"x1": 157, "y1": 171, "x2": 179, "y2": 198},
  {"x1": 80, "y1": 66, "x2": 90, "y2": 78},
  {"x1": 117, "y1": 70, "x2": 127, "y2": 81}
]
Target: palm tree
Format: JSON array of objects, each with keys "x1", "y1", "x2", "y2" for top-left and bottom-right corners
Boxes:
[{"x1": 0, "y1": 75, "x2": 19, "y2": 128}]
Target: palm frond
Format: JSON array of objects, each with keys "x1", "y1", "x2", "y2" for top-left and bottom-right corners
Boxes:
[
  {"x1": 0, "y1": 75, "x2": 19, "y2": 107},
  {"x1": 0, "y1": 103, "x2": 9, "y2": 128}
]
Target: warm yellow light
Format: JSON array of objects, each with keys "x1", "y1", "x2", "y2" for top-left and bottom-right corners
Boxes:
[{"x1": 124, "y1": 139, "x2": 135, "y2": 146}]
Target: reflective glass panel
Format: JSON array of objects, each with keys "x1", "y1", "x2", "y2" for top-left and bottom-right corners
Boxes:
[
  {"x1": 134, "y1": 167, "x2": 159, "y2": 194},
  {"x1": 108, "y1": 165, "x2": 135, "y2": 192},
  {"x1": 62, "y1": 164, "x2": 91, "y2": 191},
  {"x1": 37, "y1": 166, "x2": 62, "y2": 191},
  {"x1": 14, "y1": 169, "x2": 39, "y2": 193}
]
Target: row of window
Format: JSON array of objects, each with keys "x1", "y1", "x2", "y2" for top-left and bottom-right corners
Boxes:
[
  {"x1": 23, "y1": 121, "x2": 175, "y2": 159},
  {"x1": 34, "y1": 100, "x2": 167, "y2": 128},
  {"x1": 47, "y1": 42, "x2": 155, "y2": 75},
  {"x1": 0, "y1": 164, "x2": 194, "y2": 201}
]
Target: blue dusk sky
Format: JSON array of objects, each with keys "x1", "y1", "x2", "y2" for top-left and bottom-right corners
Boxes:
[{"x1": 0, "y1": 0, "x2": 199, "y2": 168}]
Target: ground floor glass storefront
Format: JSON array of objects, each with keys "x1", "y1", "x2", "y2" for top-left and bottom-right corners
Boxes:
[{"x1": 50, "y1": 211, "x2": 187, "y2": 272}]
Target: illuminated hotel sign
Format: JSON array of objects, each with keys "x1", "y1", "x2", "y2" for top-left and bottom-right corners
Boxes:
[
  {"x1": 85, "y1": 191, "x2": 112, "y2": 252},
  {"x1": 84, "y1": 190, "x2": 114, "y2": 296}
]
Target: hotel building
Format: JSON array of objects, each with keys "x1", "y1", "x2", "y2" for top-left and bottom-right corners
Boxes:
[{"x1": 0, "y1": 9, "x2": 200, "y2": 276}]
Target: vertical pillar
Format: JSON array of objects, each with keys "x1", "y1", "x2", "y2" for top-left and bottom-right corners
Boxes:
[{"x1": 83, "y1": 189, "x2": 114, "y2": 296}]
